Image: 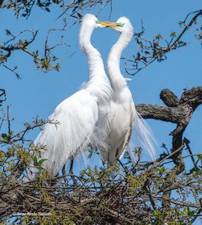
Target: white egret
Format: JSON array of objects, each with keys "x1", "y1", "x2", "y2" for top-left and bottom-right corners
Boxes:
[
  {"x1": 98, "y1": 17, "x2": 156, "y2": 164},
  {"x1": 28, "y1": 14, "x2": 112, "y2": 178}
]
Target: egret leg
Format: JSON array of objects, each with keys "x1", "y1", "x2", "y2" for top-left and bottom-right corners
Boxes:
[
  {"x1": 62, "y1": 164, "x2": 66, "y2": 176},
  {"x1": 69, "y1": 157, "x2": 74, "y2": 175},
  {"x1": 69, "y1": 157, "x2": 77, "y2": 186},
  {"x1": 62, "y1": 164, "x2": 68, "y2": 184}
]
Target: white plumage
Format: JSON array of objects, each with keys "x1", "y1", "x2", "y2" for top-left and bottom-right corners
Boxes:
[
  {"x1": 99, "y1": 17, "x2": 156, "y2": 164},
  {"x1": 28, "y1": 14, "x2": 112, "y2": 178},
  {"x1": 34, "y1": 90, "x2": 98, "y2": 175},
  {"x1": 28, "y1": 14, "x2": 156, "y2": 179}
]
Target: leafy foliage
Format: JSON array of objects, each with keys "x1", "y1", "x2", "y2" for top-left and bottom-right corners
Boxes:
[
  {"x1": 2, "y1": 0, "x2": 112, "y2": 18},
  {"x1": 0, "y1": 104, "x2": 201, "y2": 224},
  {"x1": 123, "y1": 10, "x2": 202, "y2": 75}
]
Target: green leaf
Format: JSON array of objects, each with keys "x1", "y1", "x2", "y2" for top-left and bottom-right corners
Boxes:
[
  {"x1": 38, "y1": 158, "x2": 47, "y2": 166},
  {"x1": 170, "y1": 32, "x2": 177, "y2": 37},
  {"x1": 197, "y1": 153, "x2": 202, "y2": 160},
  {"x1": 155, "y1": 34, "x2": 163, "y2": 40}
]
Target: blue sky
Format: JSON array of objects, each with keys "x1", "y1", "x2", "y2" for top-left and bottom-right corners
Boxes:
[{"x1": 1, "y1": 1, "x2": 202, "y2": 223}]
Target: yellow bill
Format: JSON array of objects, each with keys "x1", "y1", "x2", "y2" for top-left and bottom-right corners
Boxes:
[{"x1": 96, "y1": 20, "x2": 124, "y2": 28}]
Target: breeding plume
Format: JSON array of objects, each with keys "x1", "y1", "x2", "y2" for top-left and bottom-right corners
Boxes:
[
  {"x1": 98, "y1": 17, "x2": 156, "y2": 164},
  {"x1": 28, "y1": 14, "x2": 111, "y2": 178}
]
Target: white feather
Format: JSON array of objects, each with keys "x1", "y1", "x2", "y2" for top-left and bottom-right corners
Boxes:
[
  {"x1": 100, "y1": 17, "x2": 156, "y2": 164},
  {"x1": 28, "y1": 14, "x2": 112, "y2": 179}
]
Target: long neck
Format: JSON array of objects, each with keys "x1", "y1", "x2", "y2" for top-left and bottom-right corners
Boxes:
[
  {"x1": 107, "y1": 31, "x2": 132, "y2": 91},
  {"x1": 80, "y1": 25, "x2": 108, "y2": 83}
]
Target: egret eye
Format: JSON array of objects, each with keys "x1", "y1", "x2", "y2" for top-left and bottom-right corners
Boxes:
[{"x1": 116, "y1": 23, "x2": 124, "y2": 27}]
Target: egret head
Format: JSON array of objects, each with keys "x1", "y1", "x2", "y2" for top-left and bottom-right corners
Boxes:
[
  {"x1": 115, "y1": 17, "x2": 133, "y2": 33},
  {"x1": 80, "y1": 14, "x2": 105, "y2": 48},
  {"x1": 81, "y1": 14, "x2": 105, "y2": 29}
]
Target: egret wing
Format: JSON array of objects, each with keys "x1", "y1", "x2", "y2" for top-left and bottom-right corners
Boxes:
[
  {"x1": 34, "y1": 89, "x2": 98, "y2": 176},
  {"x1": 99, "y1": 101, "x2": 133, "y2": 164}
]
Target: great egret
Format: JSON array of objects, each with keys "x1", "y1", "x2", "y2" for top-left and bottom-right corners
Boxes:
[
  {"x1": 98, "y1": 17, "x2": 156, "y2": 164},
  {"x1": 28, "y1": 14, "x2": 112, "y2": 178}
]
